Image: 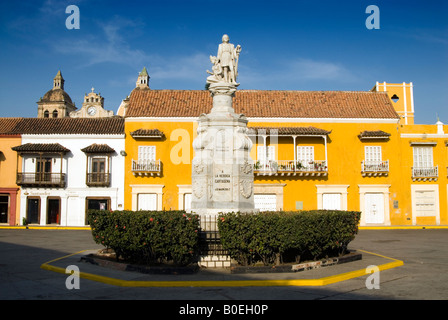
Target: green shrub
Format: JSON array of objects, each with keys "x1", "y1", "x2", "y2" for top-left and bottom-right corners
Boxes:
[
  {"x1": 87, "y1": 210, "x2": 200, "y2": 266},
  {"x1": 217, "y1": 210, "x2": 360, "y2": 266}
]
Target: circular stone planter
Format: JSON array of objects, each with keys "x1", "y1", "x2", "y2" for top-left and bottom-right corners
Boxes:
[{"x1": 229, "y1": 251, "x2": 362, "y2": 274}]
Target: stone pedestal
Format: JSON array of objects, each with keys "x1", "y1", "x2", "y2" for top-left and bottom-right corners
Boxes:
[{"x1": 191, "y1": 82, "x2": 255, "y2": 216}]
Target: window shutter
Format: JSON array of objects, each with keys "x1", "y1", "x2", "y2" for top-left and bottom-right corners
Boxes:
[
  {"x1": 138, "y1": 146, "x2": 156, "y2": 161},
  {"x1": 137, "y1": 194, "x2": 157, "y2": 210},
  {"x1": 297, "y1": 146, "x2": 314, "y2": 163},
  {"x1": 365, "y1": 146, "x2": 382, "y2": 163},
  {"x1": 413, "y1": 147, "x2": 433, "y2": 168}
]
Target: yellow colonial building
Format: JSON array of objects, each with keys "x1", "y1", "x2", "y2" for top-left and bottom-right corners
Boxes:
[{"x1": 122, "y1": 69, "x2": 448, "y2": 227}]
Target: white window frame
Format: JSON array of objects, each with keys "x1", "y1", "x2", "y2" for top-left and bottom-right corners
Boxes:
[
  {"x1": 130, "y1": 184, "x2": 164, "y2": 211},
  {"x1": 257, "y1": 145, "x2": 275, "y2": 163},
  {"x1": 138, "y1": 145, "x2": 156, "y2": 162},
  {"x1": 137, "y1": 193, "x2": 157, "y2": 211},
  {"x1": 254, "y1": 194, "x2": 277, "y2": 212},
  {"x1": 322, "y1": 193, "x2": 342, "y2": 210},
  {"x1": 177, "y1": 185, "x2": 192, "y2": 212},
  {"x1": 253, "y1": 184, "x2": 286, "y2": 211},
  {"x1": 297, "y1": 146, "x2": 314, "y2": 164},
  {"x1": 413, "y1": 146, "x2": 433, "y2": 168},
  {"x1": 365, "y1": 146, "x2": 382, "y2": 163},
  {"x1": 316, "y1": 185, "x2": 349, "y2": 210}
]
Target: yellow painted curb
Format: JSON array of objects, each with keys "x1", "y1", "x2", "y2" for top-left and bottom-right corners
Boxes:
[
  {"x1": 359, "y1": 226, "x2": 448, "y2": 230},
  {"x1": 40, "y1": 249, "x2": 403, "y2": 288},
  {"x1": 0, "y1": 226, "x2": 91, "y2": 230}
]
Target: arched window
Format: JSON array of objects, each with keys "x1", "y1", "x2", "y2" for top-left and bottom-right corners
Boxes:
[
  {"x1": 44, "y1": 110, "x2": 49, "y2": 118},
  {"x1": 52, "y1": 110, "x2": 58, "y2": 118}
]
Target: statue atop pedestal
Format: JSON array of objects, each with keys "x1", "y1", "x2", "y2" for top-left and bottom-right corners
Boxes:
[
  {"x1": 191, "y1": 34, "x2": 254, "y2": 216},
  {"x1": 206, "y1": 34, "x2": 242, "y2": 87}
]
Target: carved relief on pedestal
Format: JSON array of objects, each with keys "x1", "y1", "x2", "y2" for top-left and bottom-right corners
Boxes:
[
  {"x1": 240, "y1": 160, "x2": 253, "y2": 175},
  {"x1": 239, "y1": 179, "x2": 253, "y2": 199},
  {"x1": 193, "y1": 163, "x2": 206, "y2": 175},
  {"x1": 193, "y1": 180, "x2": 205, "y2": 199}
]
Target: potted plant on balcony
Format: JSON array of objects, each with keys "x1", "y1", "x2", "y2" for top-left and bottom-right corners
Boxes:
[{"x1": 269, "y1": 160, "x2": 278, "y2": 172}]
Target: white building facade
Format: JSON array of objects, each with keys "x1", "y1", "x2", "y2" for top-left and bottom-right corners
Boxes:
[{"x1": 12, "y1": 118, "x2": 125, "y2": 226}]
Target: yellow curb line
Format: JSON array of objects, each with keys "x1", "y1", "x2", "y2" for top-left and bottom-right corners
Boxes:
[
  {"x1": 359, "y1": 226, "x2": 448, "y2": 230},
  {"x1": 0, "y1": 226, "x2": 91, "y2": 230},
  {"x1": 40, "y1": 249, "x2": 403, "y2": 287}
]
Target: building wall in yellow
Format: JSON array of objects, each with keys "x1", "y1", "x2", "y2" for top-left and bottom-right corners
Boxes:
[
  {"x1": 124, "y1": 117, "x2": 448, "y2": 226},
  {"x1": 123, "y1": 82, "x2": 448, "y2": 227},
  {"x1": 374, "y1": 82, "x2": 415, "y2": 125},
  {"x1": 124, "y1": 119, "x2": 198, "y2": 211}
]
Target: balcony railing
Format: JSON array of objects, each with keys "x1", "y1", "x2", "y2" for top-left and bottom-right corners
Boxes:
[
  {"x1": 361, "y1": 160, "x2": 389, "y2": 176},
  {"x1": 131, "y1": 159, "x2": 162, "y2": 176},
  {"x1": 86, "y1": 173, "x2": 111, "y2": 187},
  {"x1": 412, "y1": 166, "x2": 438, "y2": 181},
  {"x1": 16, "y1": 172, "x2": 66, "y2": 188},
  {"x1": 254, "y1": 160, "x2": 328, "y2": 176}
]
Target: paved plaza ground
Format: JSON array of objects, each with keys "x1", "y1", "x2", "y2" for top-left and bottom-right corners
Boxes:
[{"x1": 0, "y1": 227, "x2": 447, "y2": 312}]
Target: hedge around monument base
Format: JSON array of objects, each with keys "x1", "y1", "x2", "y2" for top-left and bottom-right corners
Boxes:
[
  {"x1": 217, "y1": 210, "x2": 361, "y2": 266},
  {"x1": 87, "y1": 210, "x2": 200, "y2": 267}
]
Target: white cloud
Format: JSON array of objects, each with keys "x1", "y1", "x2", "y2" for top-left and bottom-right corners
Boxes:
[
  {"x1": 150, "y1": 53, "x2": 210, "y2": 80},
  {"x1": 239, "y1": 57, "x2": 357, "y2": 89},
  {"x1": 53, "y1": 17, "x2": 149, "y2": 68},
  {"x1": 290, "y1": 58, "x2": 355, "y2": 80}
]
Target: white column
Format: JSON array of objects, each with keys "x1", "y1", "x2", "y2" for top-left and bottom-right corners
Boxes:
[
  {"x1": 323, "y1": 135, "x2": 328, "y2": 165},
  {"x1": 293, "y1": 136, "x2": 297, "y2": 164},
  {"x1": 40, "y1": 195, "x2": 47, "y2": 226},
  {"x1": 403, "y1": 82, "x2": 408, "y2": 125}
]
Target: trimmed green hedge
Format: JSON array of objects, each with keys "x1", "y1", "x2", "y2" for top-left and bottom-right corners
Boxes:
[
  {"x1": 217, "y1": 210, "x2": 360, "y2": 266},
  {"x1": 87, "y1": 210, "x2": 200, "y2": 266}
]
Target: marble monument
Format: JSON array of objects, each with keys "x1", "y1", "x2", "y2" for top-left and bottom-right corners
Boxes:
[{"x1": 191, "y1": 34, "x2": 254, "y2": 215}]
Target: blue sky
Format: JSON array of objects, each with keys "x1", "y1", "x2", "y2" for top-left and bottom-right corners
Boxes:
[{"x1": 0, "y1": 0, "x2": 447, "y2": 124}]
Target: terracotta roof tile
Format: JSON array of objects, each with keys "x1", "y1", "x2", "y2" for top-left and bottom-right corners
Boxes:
[
  {"x1": 358, "y1": 130, "x2": 391, "y2": 139},
  {"x1": 125, "y1": 89, "x2": 400, "y2": 119},
  {"x1": 12, "y1": 143, "x2": 70, "y2": 153},
  {"x1": 81, "y1": 144, "x2": 115, "y2": 153},
  {"x1": 248, "y1": 126, "x2": 331, "y2": 136},
  {"x1": 130, "y1": 128, "x2": 165, "y2": 138},
  {"x1": 4, "y1": 118, "x2": 124, "y2": 135},
  {"x1": 0, "y1": 118, "x2": 24, "y2": 134}
]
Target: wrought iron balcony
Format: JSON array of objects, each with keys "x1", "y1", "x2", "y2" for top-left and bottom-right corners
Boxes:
[
  {"x1": 16, "y1": 172, "x2": 66, "y2": 188},
  {"x1": 86, "y1": 173, "x2": 111, "y2": 187},
  {"x1": 412, "y1": 166, "x2": 438, "y2": 181},
  {"x1": 131, "y1": 159, "x2": 162, "y2": 176},
  {"x1": 254, "y1": 160, "x2": 328, "y2": 176},
  {"x1": 361, "y1": 160, "x2": 389, "y2": 176}
]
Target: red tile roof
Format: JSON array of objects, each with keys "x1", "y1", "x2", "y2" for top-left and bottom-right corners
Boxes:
[
  {"x1": 125, "y1": 89, "x2": 400, "y2": 119},
  {"x1": 358, "y1": 130, "x2": 391, "y2": 139},
  {"x1": 1, "y1": 118, "x2": 124, "y2": 135},
  {"x1": 248, "y1": 126, "x2": 331, "y2": 136},
  {"x1": 11, "y1": 143, "x2": 70, "y2": 153},
  {"x1": 130, "y1": 128, "x2": 165, "y2": 138},
  {"x1": 81, "y1": 144, "x2": 115, "y2": 153},
  {"x1": 0, "y1": 118, "x2": 24, "y2": 134}
]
